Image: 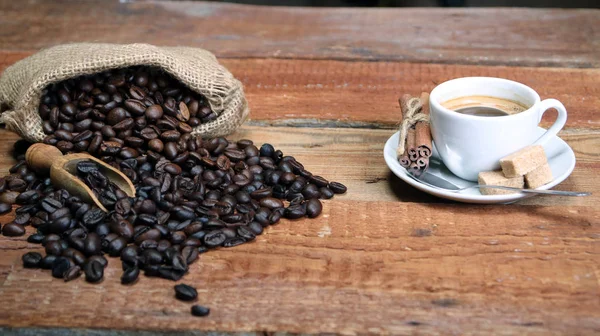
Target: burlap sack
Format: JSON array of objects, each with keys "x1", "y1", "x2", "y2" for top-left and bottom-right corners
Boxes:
[{"x1": 0, "y1": 43, "x2": 249, "y2": 143}]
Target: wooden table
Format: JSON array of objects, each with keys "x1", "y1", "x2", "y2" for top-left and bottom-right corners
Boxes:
[{"x1": 0, "y1": 1, "x2": 599, "y2": 335}]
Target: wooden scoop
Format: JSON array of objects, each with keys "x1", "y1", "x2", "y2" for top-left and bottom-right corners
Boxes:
[{"x1": 25, "y1": 143, "x2": 136, "y2": 212}]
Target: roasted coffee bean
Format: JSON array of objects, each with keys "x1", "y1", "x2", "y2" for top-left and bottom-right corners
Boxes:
[
  {"x1": 2, "y1": 223, "x2": 26, "y2": 236},
  {"x1": 203, "y1": 230, "x2": 226, "y2": 248},
  {"x1": 182, "y1": 245, "x2": 199, "y2": 264},
  {"x1": 45, "y1": 240, "x2": 64, "y2": 255},
  {"x1": 141, "y1": 249, "x2": 164, "y2": 265},
  {"x1": 106, "y1": 107, "x2": 128, "y2": 125},
  {"x1": 84, "y1": 260, "x2": 104, "y2": 283},
  {"x1": 174, "y1": 283, "x2": 197, "y2": 301},
  {"x1": 250, "y1": 188, "x2": 272, "y2": 199},
  {"x1": 62, "y1": 248, "x2": 86, "y2": 266},
  {"x1": 63, "y1": 265, "x2": 82, "y2": 282},
  {"x1": 107, "y1": 236, "x2": 128, "y2": 257},
  {"x1": 248, "y1": 221, "x2": 263, "y2": 235},
  {"x1": 88, "y1": 255, "x2": 108, "y2": 268},
  {"x1": 269, "y1": 210, "x2": 282, "y2": 224},
  {"x1": 191, "y1": 305, "x2": 210, "y2": 317},
  {"x1": 260, "y1": 143, "x2": 275, "y2": 157},
  {"x1": 329, "y1": 181, "x2": 347, "y2": 194},
  {"x1": 39, "y1": 255, "x2": 57, "y2": 269},
  {"x1": 306, "y1": 199, "x2": 323, "y2": 218},
  {"x1": 237, "y1": 226, "x2": 256, "y2": 241},
  {"x1": 145, "y1": 104, "x2": 164, "y2": 120},
  {"x1": 311, "y1": 176, "x2": 329, "y2": 188},
  {"x1": 27, "y1": 233, "x2": 45, "y2": 244},
  {"x1": 0, "y1": 202, "x2": 11, "y2": 214},
  {"x1": 124, "y1": 99, "x2": 147, "y2": 115},
  {"x1": 284, "y1": 204, "x2": 306, "y2": 219},
  {"x1": 8, "y1": 178, "x2": 27, "y2": 192},
  {"x1": 22, "y1": 252, "x2": 43, "y2": 268},
  {"x1": 319, "y1": 187, "x2": 335, "y2": 199},
  {"x1": 259, "y1": 197, "x2": 284, "y2": 210},
  {"x1": 223, "y1": 237, "x2": 246, "y2": 247},
  {"x1": 302, "y1": 184, "x2": 321, "y2": 199},
  {"x1": 51, "y1": 257, "x2": 71, "y2": 278},
  {"x1": 121, "y1": 266, "x2": 140, "y2": 284}
]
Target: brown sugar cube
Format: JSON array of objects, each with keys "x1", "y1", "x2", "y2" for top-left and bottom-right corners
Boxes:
[
  {"x1": 500, "y1": 145, "x2": 547, "y2": 178},
  {"x1": 478, "y1": 171, "x2": 524, "y2": 195},
  {"x1": 525, "y1": 163, "x2": 553, "y2": 189}
]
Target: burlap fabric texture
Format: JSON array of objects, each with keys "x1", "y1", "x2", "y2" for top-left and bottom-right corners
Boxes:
[{"x1": 0, "y1": 43, "x2": 249, "y2": 142}]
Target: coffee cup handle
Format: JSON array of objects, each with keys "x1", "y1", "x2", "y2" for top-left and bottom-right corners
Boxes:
[{"x1": 533, "y1": 99, "x2": 568, "y2": 146}]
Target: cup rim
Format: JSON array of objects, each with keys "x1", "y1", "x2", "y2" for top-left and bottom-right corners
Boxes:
[{"x1": 429, "y1": 77, "x2": 541, "y2": 120}]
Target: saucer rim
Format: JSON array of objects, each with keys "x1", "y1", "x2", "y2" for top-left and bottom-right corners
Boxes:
[{"x1": 383, "y1": 128, "x2": 576, "y2": 204}]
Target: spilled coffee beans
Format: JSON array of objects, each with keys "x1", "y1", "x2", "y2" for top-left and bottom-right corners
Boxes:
[{"x1": 1, "y1": 69, "x2": 348, "y2": 317}]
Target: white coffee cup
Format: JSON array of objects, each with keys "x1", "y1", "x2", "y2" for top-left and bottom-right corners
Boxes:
[{"x1": 429, "y1": 77, "x2": 567, "y2": 181}]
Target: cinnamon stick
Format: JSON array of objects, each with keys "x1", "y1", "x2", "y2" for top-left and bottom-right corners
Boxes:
[
  {"x1": 415, "y1": 92, "x2": 432, "y2": 158},
  {"x1": 396, "y1": 94, "x2": 415, "y2": 161},
  {"x1": 407, "y1": 128, "x2": 419, "y2": 162}
]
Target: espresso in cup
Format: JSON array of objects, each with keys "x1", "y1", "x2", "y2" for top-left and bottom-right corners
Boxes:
[{"x1": 441, "y1": 95, "x2": 528, "y2": 117}]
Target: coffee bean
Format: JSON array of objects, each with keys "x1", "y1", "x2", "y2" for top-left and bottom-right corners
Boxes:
[
  {"x1": 63, "y1": 265, "x2": 82, "y2": 281},
  {"x1": 8, "y1": 178, "x2": 27, "y2": 192},
  {"x1": 121, "y1": 266, "x2": 140, "y2": 284},
  {"x1": 2, "y1": 223, "x2": 25, "y2": 236},
  {"x1": 51, "y1": 257, "x2": 71, "y2": 278},
  {"x1": 182, "y1": 245, "x2": 199, "y2": 264},
  {"x1": 203, "y1": 230, "x2": 226, "y2": 248},
  {"x1": 107, "y1": 236, "x2": 128, "y2": 257},
  {"x1": 191, "y1": 305, "x2": 210, "y2": 317},
  {"x1": 113, "y1": 118, "x2": 134, "y2": 132},
  {"x1": 27, "y1": 233, "x2": 45, "y2": 244},
  {"x1": 84, "y1": 260, "x2": 104, "y2": 282},
  {"x1": 124, "y1": 99, "x2": 147, "y2": 115},
  {"x1": 164, "y1": 163, "x2": 182, "y2": 175},
  {"x1": 329, "y1": 181, "x2": 347, "y2": 194},
  {"x1": 88, "y1": 255, "x2": 108, "y2": 268},
  {"x1": 259, "y1": 197, "x2": 284, "y2": 210},
  {"x1": 284, "y1": 204, "x2": 306, "y2": 219},
  {"x1": 146, "y1": 104, "x2": 163, "y2": 120},
  {"x1": 306, "y1": 199, "x2": 323, "y2": 218},
  {"x1": 260, "y1": 143, "x2": 275, "y2": 157},
  {"x1": 310, "y1": 176, "x2": 329, "y2": 188},
  {"x1": 106, "y1": 107, "x2": 128, "y2": 125},
  {"x1": 302, "y1": 184, "x2": 321, "y2": 199},
  {"x1": 223, "y1": 237, "x2": 246, "y2": 247},
  {"x1": 22, "y1": 252, "x2": 43, "y2": 268},
  {"x1": 174, "y1": 283, "x2": 197, "y2": 301},
  {"x1": 39, "y1": 255, "x2": 57, "y2": 269},
  {"x1": 237, "y1": 226, "x2": 256, "y2": 241},
  {"x1": 319, "y1": 187, "x2": 335, "y2": 199},
  {"x1": 0, "y1": 202, "x2": 11, "y2": 214}
]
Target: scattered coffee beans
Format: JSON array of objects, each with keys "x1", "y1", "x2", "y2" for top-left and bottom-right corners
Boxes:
[
  {"x1": 174, "y1": 284, "x2": 198, "y2": 301},
  {"x1": 191, "y1": 305, "x2": 210, "y2": 317},
  {"x1": 0, "y1": 68, "x2": 348, "y2": 317}
]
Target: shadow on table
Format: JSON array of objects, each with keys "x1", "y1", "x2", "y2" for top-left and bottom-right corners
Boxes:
[{"x1": 386, "y1": 171, "x2": 455, "y2": 204}]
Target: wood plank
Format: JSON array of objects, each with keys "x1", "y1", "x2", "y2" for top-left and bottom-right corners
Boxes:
[
  {"x1": 0, "y1": 126, "x2": 598, "y2": 335},
  {"x1": 0, "y1": 1, "x2": 598, "y2": 67},
  {"x1": 1, "y1": 54, "x2": 599, "y2": 129}
]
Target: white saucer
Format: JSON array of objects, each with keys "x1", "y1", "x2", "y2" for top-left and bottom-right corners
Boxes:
[{"x1": 383, "y1": 127, "x2": 576, "y2": 204}]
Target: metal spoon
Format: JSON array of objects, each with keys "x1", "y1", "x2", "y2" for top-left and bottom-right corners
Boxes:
[
  {"x1": 406, "y1": 171, "x2": 590, "y2": 197},
  {"x1": 25, "y1": 143, "x2": 136, "y2": 212}
]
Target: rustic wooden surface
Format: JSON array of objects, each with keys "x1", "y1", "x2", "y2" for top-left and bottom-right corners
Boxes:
[
  {"x1": 0, "y1": 1, "x2": 599, "y2": 335},
  {"x1": 1, "y1": 1, "x2": 599, "y2": 67}
]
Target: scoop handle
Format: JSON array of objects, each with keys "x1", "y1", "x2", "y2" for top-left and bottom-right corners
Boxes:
[{"x1": 25, "y1": 143, "x2": 65, "y2": 175}]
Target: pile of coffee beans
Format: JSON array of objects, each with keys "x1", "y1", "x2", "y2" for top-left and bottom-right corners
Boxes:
[
  {"x1": 39, "y1": 66, "x2": 215, "y2": 159},
  {"x1": 0, "y1": 67, "x2": 347, "y2": 316}
]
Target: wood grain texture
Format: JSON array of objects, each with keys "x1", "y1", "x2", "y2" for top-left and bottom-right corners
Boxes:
[
  {"x1": 0, "y1": 126, "x2": 598, "y2": 335},
  {"x1": 1, "y1": 54, "x2": 599, "y2": 129},
  {"x1": 0, "y1": 0, "x2": 598, "y2": 67}
]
